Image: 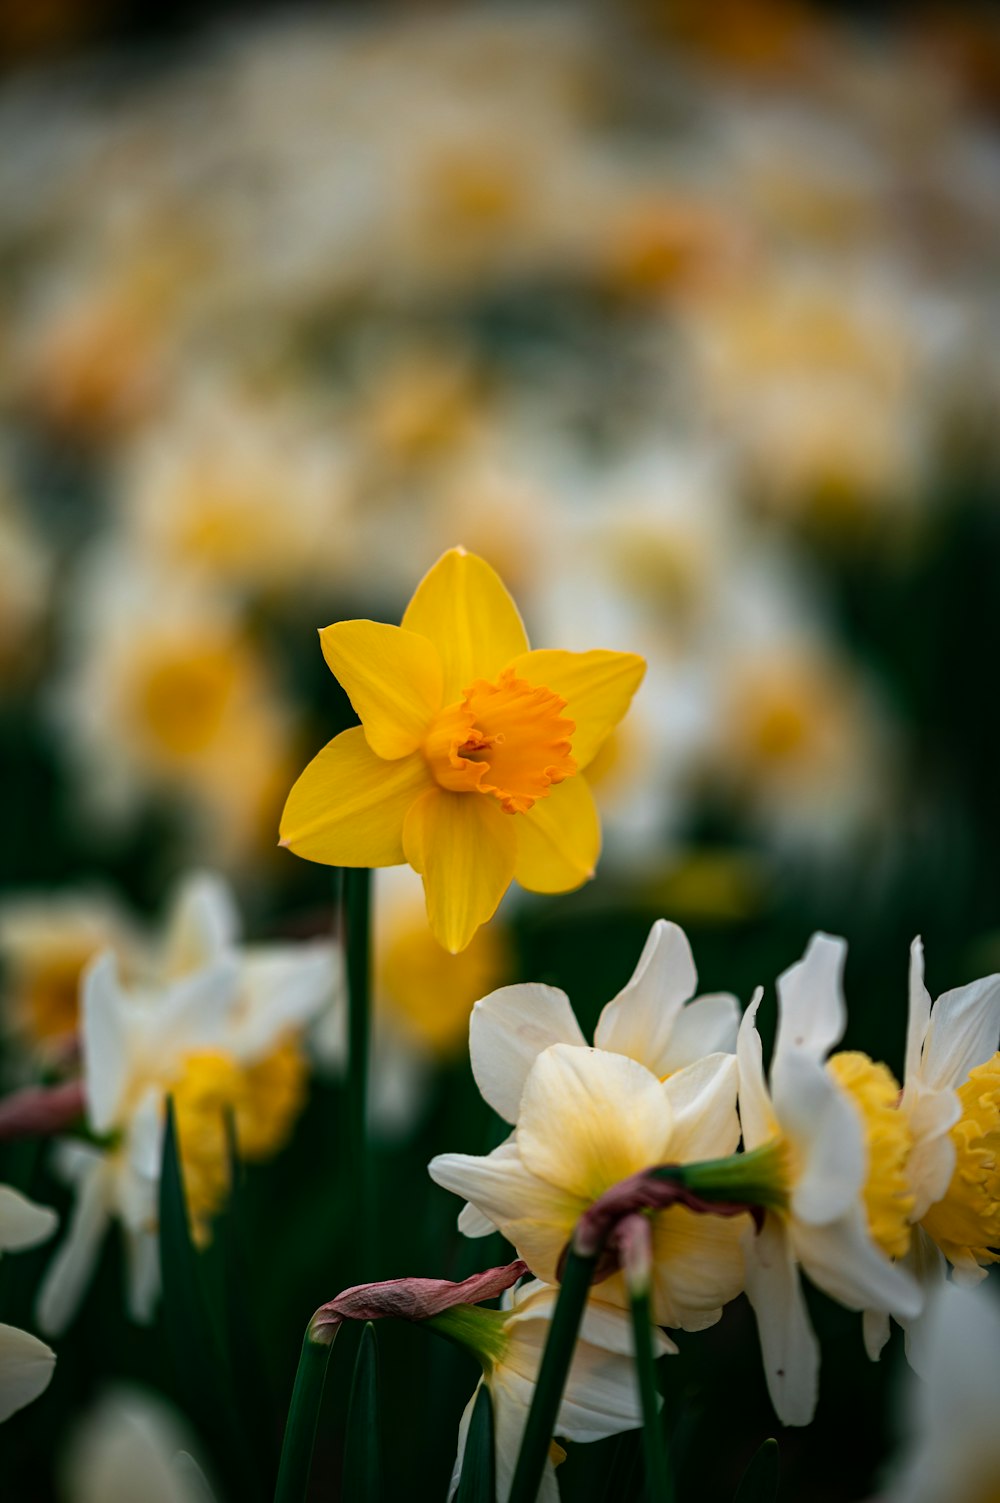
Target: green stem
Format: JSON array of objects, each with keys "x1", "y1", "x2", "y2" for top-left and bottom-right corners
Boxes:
[
  {"x1": 507, "y1": 1244, "x2": 598, "y2": 1503},
  {"x1": 657, "y1": 1140, "x2": 789, "y2": 1214},
  {"x1": 630, "y1": 1285, "x2": 672, "y2": 1502},
  {"x1": 273, "y1": 1327, "x2": 334, "y2": 1503},
  {"x1": 344, "y1": 867, "x2": 374, "y2": 1277}
]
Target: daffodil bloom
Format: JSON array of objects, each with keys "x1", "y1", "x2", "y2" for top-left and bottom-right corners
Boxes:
[
  {"x1": 878, "y1": 1280, "x2": 1000, "y2": 1503},
  {"x1": 279, "y1": 547, "x2": 645, "y2": 952},
  {"x1": 445, "y1": 1279, "x2": 670, "y2": 1503},
  {"x1": 864, "y1": 939, "x2": 1000, "y2": 1370},
  {"x1": 0, "y1": 1184, "x2": 57, "y2": 1422},
  {"x1": 37, "y1": 873, "x2": 336, "y2": 1332},
  {"x1": 431, "y1": 923, "x2": 745, "y2": 1330},
  {"x1": 737, "y1": 933, "x2": 922, "y2": 1426}
]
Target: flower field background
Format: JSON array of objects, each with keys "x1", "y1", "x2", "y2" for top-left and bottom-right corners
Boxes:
[{"x1": 0, "y1": 3, "x2": 999, "y2": 1500}]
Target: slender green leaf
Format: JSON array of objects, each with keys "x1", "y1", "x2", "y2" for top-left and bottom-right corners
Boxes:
[
  {"x1": 629, "y1": 1286, "x2": 673, "y2": 1502},
  {"x1": 734, "y1": 1439, "x2": 780, "y2": 1503},
  {"x1": 508, "y1": 1244, "x2": 599, "y2": 1503},
  {"x1": 273, "y1": 1326, "x2": 334, "y2": 1503},
  {"x1": 456, "y1": 1383, "x2": 496, "y2": 1503},
  {"x1": 342, "y1": 1321, "x2": 382, "y2": 1501}
]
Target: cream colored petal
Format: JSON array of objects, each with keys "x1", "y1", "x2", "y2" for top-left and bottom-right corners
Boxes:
[
  {"x1": 736, "y1": 990, "x2": 775, "y2": 1151},
  {"x1": 659, "y1": 994, "x2": 740, "y2": 1073},
  {"x1": 774, "y1": 1048, "x2": 864, "y2": 1226},
  {"x1": 512, "y1": 776, "x2": 600, "y2": 895},
  {"x1": 401, "y1": 549, "x2": 529, "y2": 702},
  {"x1": 319, "y1": 620, "x2": 442, "y2": 759},
  {"x1": 773, "y1": 932, "x2": 847, "y2": 1070},
  {"x1": 280, "y1": 728, "x2": 431, "y2": 867},
  {"x1": 403, "y1": 788, "x2": 517, "y2": 954},
  {"x1": 489, "y1": 1370, "x2": 561, "y2": 1503},
  {"x1": 793, "y1": 1205, "x2": 922, "y2": 1320},
  {"x1": 81, "y1": 951, "x2": 130, "y2": 1135},
  {"x1": 904, "y1": 1083, "x2": 960, "y2": 1221},
  {"x1": 594, "y1": 920, "x2": 696, "y2": 1073},
  {"x1": 470, "y1": 983, "x2": 586, "y2": 1124},
  {"x1": 650, "y1": 1206, "x2": 746, "y2": 1329},
  {"x1": 0, "y1": 1323, "x2": 55, "y2": 1422},
  {"x1": 37, "y1": 1155, "x2": 111, "y2": 1337},
  {"x1": 517, "y1": 1044, "x2": 674, "y2": 1204},
  {"x1": 904, "y1": 936, "x2": 932, "y2": 1087},
  {"x1": 428, "y1": 1144, "x2": 580, "y2": 1280},
  {"x1": 921, "y1": 971, "x2": 1000, "y2": 1093},
  {"x1": 863, "y1": 1309, "x2": 890, "y2": 1362},
  {"x1": 742, "y1": 1215, "x2": 819, "y2": 1428},
  {"x1": 0, "y1": 1186, "x2": 58, "y2": 1253},
  {"x1": 661, "y1": 1054, "x2": 740, "y2": 1160},
  {"x1": 162, "y1": 871, "x2": 239, "y2": 974}
]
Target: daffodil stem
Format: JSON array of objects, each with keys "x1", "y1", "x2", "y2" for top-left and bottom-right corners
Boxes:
[
  {"x1": 630, "y1": 1286, "x2": 672, "y2": 1501},
  {"x1": 621, "y1": 1214, "x2": 673, "y2": 1502},
  {"x1": 508, "y1": 1242, "x2": 598, "y2": 1503},
  {"x1": 273, "y1": 1328, "x2": 333, "y2": 1503},
  {"x1": 344, "y1": 866, "x2": 374, "y2": 1277}
]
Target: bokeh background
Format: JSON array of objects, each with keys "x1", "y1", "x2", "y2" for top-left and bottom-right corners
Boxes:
[{"x1": 1, "y1": 2, "x2": 999, "y2": 1498}]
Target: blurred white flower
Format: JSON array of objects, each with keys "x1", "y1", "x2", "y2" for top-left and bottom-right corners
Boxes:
[
  {"x1": 0, "y1": 1184, "x2": 57, "y2": 1423},
  {"x1": 62, "y1": 1387, "x2": 214, "y2": 1503}
]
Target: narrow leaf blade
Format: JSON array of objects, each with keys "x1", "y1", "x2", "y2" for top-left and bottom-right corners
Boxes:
[
  {"x1": 456, "y1": 1384, "x2": 496, "y2": 1503},
  {"x1": 342, "y1": 1321, "x2": 382, "y2": 1501},
  {"x1": 734, "y1": 1438, "x2": 780, "y2": 1503}
]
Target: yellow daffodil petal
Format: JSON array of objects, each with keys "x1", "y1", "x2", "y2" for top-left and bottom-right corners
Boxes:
[
  {"x1": 403, "y1": 787, "x2": 517, "y2": 953},
  {"x1": 513, "y1": 776, "x2": 600, "y2": 895},
  {"x1": 401, "y1": 549, "x2": 529, "y2": 701},
  {"x1": 319, "y1": 620, "x2": 442, "y2": 759},
  {"x1": 508, "y1": 649, "x2": 646, "y2": 770},
  {"x1": 280, "y1": 727, "x2": 430, "y2": 866}
]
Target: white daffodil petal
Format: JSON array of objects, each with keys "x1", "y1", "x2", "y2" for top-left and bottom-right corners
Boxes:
[
  {"x1": 773, "y1": 932, "x2": 847, "y2": 1069},
  {"x1": 742, "y1": 1216, "x2": 819, "y2": 1428},
  {"x1": 124, "y1": 1227, "x2": 161, "y2": 1326},
  {"x1": 650, "y1": 1208, "x2": 746, "y2": 1329},
  {"x1": 793, "y1": 1205, "x2": 922, "y2": 1319},
  {"x1": 662, "y1": 1054, "x2": 740, "y2": 1160},
  {"x1": 594, "y1": 920, "x2": 697, "y2": 1073},
  {"x1": 448, "y1": 1387, "x2": 478, "y2": 1502},
  {"x1": 429, "y1": 1147, "x2": 580, "y2": 1247},
  {"x1": 469, "y1": 984, "x2": 586, "y2": 1124},
  {"x1": 81, "y1": 952, "x2": 131, "y2": 1135},
  {"x1": 900, "y1": 1228, "x2": 949, "y2": 1379},
  {"x1": 458, "y1": 1202, "x2": 498, "y2": 1238},
  {"x1": 774, "y1": 1049, "x2": 864, "y2": 1225},
  {"x1": 237, "y1": 944, "x2": 338, "y2": 1059},
  {"x1": 920, "y1": 972, "x2": 1000, "y2": 1093},
  {"x1": 904, "y1": 1084, "x2": 960, "y2": 1221},
  {"x1": 863, "y1": 1309, "x2": 891, "y2": 1362},
  {"x1": 162, "y1": 871, "x2": 241, "y2": 972},
  {"x1": 0, "y1": 1323, "x2": 55, "y2": 1422},
  {"x1": 516, "y1": 1046, "x2": 674, "y2": 1204},
  {"x1": 736, "y1": 990, "x2": 775, "y2": 1150},
  {"x1": 659, "y1": 994, "x2": 740, "y2": 1074},
  {"x1": 904, "y1": 937, "x2": 933, "y2": 1087},
  {"x1": 491, "y1": 1369, "x2": 561, "y2": 1503},
  {"x1": 37, "y1": 1156, "x2": 111, "y2": 1337},
  {"x1": 0, "y1": 1186, "x2": 58, "y2": 1253}
]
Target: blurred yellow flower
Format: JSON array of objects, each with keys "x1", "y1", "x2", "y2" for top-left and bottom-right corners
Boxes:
[{"x1": 280, "y1": 548, "x2": 645, "y2": 952}]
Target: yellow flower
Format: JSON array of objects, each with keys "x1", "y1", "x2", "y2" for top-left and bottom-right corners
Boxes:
[{"x1": 280, "y1": 548, "x2": 645, "y2": 952}]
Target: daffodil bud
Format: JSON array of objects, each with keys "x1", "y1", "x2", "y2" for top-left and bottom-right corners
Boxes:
[{"x1": 308, "y1": 1259, "x2": 528, "y2": 1346}]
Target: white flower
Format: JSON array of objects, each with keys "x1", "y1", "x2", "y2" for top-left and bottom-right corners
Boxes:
[
  {"x1": 737, "y1": 933, "x2": 922, "y2": 1426},
  {"x1": 37, "y1": 872, "x2": 337, "y2": 1334},
  {"x1": 865, "y1": 938, "x2": 1000, "y2": 1370},
  {"x1": 450, "y1": 1279, "x2": 669, "y2": 1503},
  {"x1": 880, "y1": 1280, "x2": 1000, "y2": 1503},
  {"x1": 431, "y1": 921, "x2": 744, "y2": 1331},
  {"x1": 63, "y1": 1387, "x2": 215, "y2": 1503},
  {"x1": 0, "y1": 1184, "x2": 57, "y2": 1422}
]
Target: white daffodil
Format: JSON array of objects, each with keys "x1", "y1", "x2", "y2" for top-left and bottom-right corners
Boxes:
[
  {"x1": 431, "y1": 921, "x2": 745, "y2": 1332},
  {"x1": 0, "y1": 1183, "x2": 57, "y2": 1422},
  {"x1": 737, "y1": 932, "x2": 922, "y2": 1426},
  {"x1": 879, "y1": 1280, "x2": 1000, "y2": 1503},
  {"x1": 865, "y1": 938, "x2": 1000, "y2": 1370},
  {"x1": 38, "y1": 872, "x2": 337, "y2": 1334},
  {"x1": 449, "y1": 1279, "x2": 670, "y2": 1503},
  {"x1": 64, "y1": 1386, "x2": 215, "y2": 1503}
]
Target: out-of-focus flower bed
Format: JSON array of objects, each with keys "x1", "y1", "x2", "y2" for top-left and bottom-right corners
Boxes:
[{"x1": 1, "y1": 4, "x2": 1000, "y2": 1500}]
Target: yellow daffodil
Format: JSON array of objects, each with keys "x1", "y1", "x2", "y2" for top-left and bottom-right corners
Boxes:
[{"x1": 280, "y1": 548, "x2": 645, "y2": 952}]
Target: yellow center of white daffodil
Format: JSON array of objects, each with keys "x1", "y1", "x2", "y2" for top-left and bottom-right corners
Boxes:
[
  {"x1": 424, "y1": 668, "x2": 577, "y2": 814},
  {"x1": 921, "y1": 1052, "x2": 1000, "y2": 1270},
  {"x1": 827, "y1": 1051, "x2": 914, "y2": 1259},
  {"x1": 172, "y1": 1042, "x2": 307, "y2": 1246}
]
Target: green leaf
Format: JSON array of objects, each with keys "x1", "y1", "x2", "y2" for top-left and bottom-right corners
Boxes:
[
  {"x1": 274, "y1": 1327, "x2": 334, "y2": 1503},
  {"x1": 342, "y1": 1321, "x2": 382, "y2": 1502},
  {"x1": 456, "y1": 1384, "x2": 496, "y2": 1503},
  {"x1": 159, "y1": 1097, "x2": 257, "y2": 1500},
  {"x1": 734, "y1": 1439, "x2": 780, "y2": 1503}
]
